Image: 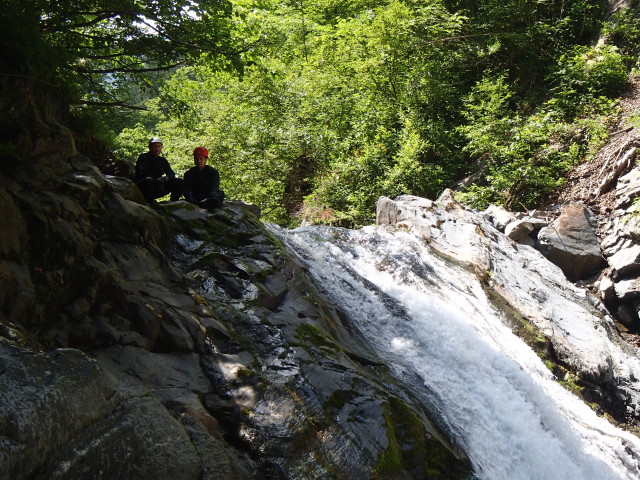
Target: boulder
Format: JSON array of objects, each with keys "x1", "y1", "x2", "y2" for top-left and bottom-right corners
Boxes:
[
  {"x1": 607, "y1": 243, "x2": 640, "y2": 276},
  {"x1": 614, "y1": 277, "x2": 640, "y2": 300},
  {"x1": 483, "y1": 204, "x2": 516, "y2": 231},
  {"x1": 615, "y1": 167, "x2": 640, "y2": 210},
  {"x1": 598, "y1": 274, "x2": 616, "y2": 301},
  {"x1": 504, "y1": 219, "x2": 535, "y2": 241},
  {"x1": 537, "y1": 204, "x2": 603, "y2": 281}
]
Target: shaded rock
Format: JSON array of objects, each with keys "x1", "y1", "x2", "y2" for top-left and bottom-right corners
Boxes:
[
  {"x1": 617, "y1": 302, "x2": 640, "y2": 330},
  {"x1": 105, "y1": 175, "x2": 146, "y2": 202},
  {"x1": 0, "y1": 188, "x2": 27, "y2": 258},
  {"x1": 537, "y1": 204, "x2": 603, "y2": 281},
  {"x1": 41, "y1": 397, "x2": 203, "y2": 480},
  {"x1": 0, "y1": 261, "x2": 36, "y2": 326},
  {"x1": 0, "y1": 342, "x2": 118, "y2": 480},
  {"x1": 517, "y1": 235, "x2": 536, "y2": 247}
]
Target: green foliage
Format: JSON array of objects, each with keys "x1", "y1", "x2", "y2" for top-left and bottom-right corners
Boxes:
[
  {"x1": 603, "y1": 9, "x2": 640, "y2": 71},
  {"x1": 1, "y1": 0, "x2": 243, "y2": 111},
  {"x1": 455, "y1": 69, "x2": 618, "y2": 210},
  {"x1": 375, "y1": 397, "x2": 472, "y2": 477},
  {"x1": 105, "y1": 0, "x2": 636, "y2": 225},
  {"x1": 549, "y1": 43, "x2": 628, "y2": 117}
]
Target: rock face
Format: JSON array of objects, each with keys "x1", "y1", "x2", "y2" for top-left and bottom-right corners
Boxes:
[
  {"x1": 0, "y1": 155, "x2": 470, "y2": 479},
  {"x1": 377, "y1": 193, "x2": 640, "y2": 426},
  {"x1": 596, "y1": 165, "x2": 640, "y2": 333}
]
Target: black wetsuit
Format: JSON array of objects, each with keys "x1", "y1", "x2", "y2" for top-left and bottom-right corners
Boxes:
[
  {"x1": 134, "y1": 152, "x2": 182, "y2": 202},
  {"x1": 183, "y1": 165, "x2": 225, "y2": 209}
]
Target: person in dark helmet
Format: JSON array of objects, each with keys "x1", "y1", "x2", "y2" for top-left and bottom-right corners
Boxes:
[
  {"x1": 134, "y1": 137, "x2": 183, "y2": 203},
  {"x1": 182, "y1": 146, "x2": 225, "y2": 211}
]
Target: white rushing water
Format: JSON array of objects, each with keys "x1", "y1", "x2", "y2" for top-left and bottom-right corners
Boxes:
[{"x1": 271, "y1": 224, "x2": 640, "y2": 480}]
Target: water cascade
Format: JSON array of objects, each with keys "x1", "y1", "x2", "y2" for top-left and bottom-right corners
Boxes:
[{"x1": 271, "y1": 224, "x2": 640, "y2": 480}]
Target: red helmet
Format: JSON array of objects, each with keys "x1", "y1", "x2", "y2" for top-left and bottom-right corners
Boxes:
[{"x1": 193, "y1": 146, "x2": 208, "y2": 158}]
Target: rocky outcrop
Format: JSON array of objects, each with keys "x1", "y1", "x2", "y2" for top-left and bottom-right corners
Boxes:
[
  {"x1": 377, "y1": 193, "x2": 640, "y2": 427},
  {"x1": 0, "y1": 154, "x2": 470, "y2": 479}
]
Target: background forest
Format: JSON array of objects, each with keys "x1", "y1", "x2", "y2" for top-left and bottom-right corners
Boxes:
[{"x1": 5, "y1": 0, "x2": 640, "y2": 227}]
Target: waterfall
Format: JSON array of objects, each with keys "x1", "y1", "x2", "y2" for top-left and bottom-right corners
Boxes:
[{"x1": 270, "y1": 224, "x2": 640, "y2": 480}]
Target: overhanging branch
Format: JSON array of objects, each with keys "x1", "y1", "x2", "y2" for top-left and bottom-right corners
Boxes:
[
  {"x1": 74, "y1": 99, "x2": 148, "y2": 110},
  {"x1": 72, "y1": 62, "x2": 183, "y2": 74}
]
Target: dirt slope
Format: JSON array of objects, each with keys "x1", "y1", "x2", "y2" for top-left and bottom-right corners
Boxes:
[{"x1": 552, "y1": 75, "x2": 640, "y2": 214}]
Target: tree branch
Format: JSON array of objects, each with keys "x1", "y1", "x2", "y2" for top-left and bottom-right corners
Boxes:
[
  {"x1": 41, "y1": 10, "x2": 142, "y2": 33},
  {"x1": 71, "y1": 62, "x2": 183, "y2": 75},
  {"x1": 74, "y1": 99, "x2": 148, "y2": 110}
]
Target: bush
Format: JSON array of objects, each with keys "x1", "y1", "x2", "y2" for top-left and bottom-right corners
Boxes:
[{"x1": 550, "y1": 43, "x2": 628, "y2": 117}]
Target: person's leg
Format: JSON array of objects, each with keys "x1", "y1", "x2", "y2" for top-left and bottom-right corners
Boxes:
[
  {"x1": 136, "y1": 179, "x2": 155, "y2": 202},
  {"x1": 211, "y1": 190, "x2": 225, "y2": 208},
  {"x1": 152, "y1": 179, "x2": 168, "y2": 200},
  {"x1": 168, "y1": 178, "x2": 183, "y2": 201},
  {"x1": 203, "y1": 190, "x2": 225, "y2": 210}
]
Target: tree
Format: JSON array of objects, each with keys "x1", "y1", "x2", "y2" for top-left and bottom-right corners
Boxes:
[{"x1": 1, "y1": 0, "x2": 247, "y2": 109}]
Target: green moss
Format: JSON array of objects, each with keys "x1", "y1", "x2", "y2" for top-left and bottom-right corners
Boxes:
[
  {"x1": 190, "y1": 291, "x2": 207, "y2": 305},
  {"x1": 480, "y1": 284, "x2": 550, "y2": 357},
  {"x1": 236, "y1": 367, "x2": 254, "y2": 378},
  {"x1": 559, "y1": 372, "x2": 584, "y2": 397},
  {"x1": 324, "y1": 389, "x2": 348, "y2": 412},
  {"x1": 374, "y1": 397, "x2": 471, "y2": 479},
  {"x1": 375, "y1": 413, "x2": 403, "y2": 475},
  {"x1": 296, "y1": 323, "x2": 339, "y2": 352}
]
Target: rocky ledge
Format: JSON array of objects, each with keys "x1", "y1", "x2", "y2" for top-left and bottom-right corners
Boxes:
[{"x1": 0, "y1": 153, "x2": 470, "y2": 479}]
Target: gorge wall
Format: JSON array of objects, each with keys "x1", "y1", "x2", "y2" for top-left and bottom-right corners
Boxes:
[
  {"x1": 3, "y1": 75, "x2": 640, "y2": 479},
  {"x1": 0, "y1": 151, "x2": 472, "y2": 479}
]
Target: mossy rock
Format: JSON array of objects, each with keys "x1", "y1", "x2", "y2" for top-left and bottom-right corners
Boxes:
[{"x1": 375, "y1": 397, "x2": 471, "y2": 479}]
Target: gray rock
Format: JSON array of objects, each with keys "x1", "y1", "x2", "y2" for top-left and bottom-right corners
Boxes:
[
  {"x1": 517, "y1": 235, "x2": 536, "y2": 247},
  {"x1": 607, "y1": 243, "x2": 640, "y2": 276},
  {"x1": 537, "y1": 203, "x2": 603, "y2": 281},
  {"x1": 598, "y1": 275, "x2": 616, "y2": 301},
  {"x1": 1, "y1": 166, "x2": 471, "y2": 480},
  {"x1": 504, "y1": 219, "x2": 535, "y2": 241},
  {"x1": 615, "y1": 167, "x2": 640, "y2": 210},
  {"x1": 522, "y1": 216, "x2": 549, "y2": 230},
  {"x1": 483, "y1": 204, "x2": 516, "y2": 231}
]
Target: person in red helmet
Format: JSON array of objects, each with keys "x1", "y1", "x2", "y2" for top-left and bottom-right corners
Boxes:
[
  {"x1": 182, "y1": 146, "x2": 225, "y2": 210},
  {"x1": 134, "y1": 137, "x2": 183, "y2": 203}
]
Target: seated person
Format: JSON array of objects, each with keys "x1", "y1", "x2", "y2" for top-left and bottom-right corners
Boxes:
[
  {"x1": 134, "y1": 137, "x2": 182, "y2": 202},
  {"x1": 183, "y1": 147, "x2": 225, "y2": 210}
]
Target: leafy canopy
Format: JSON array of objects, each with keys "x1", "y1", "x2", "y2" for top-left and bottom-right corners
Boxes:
[{"x1": 1, "y1": 0, "x2": 245, "y2": 108}]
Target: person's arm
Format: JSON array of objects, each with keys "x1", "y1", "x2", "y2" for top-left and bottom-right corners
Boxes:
[
  {"x1": 162, "y1": 158, "x2": 176, "y2": 180},
  {"x1": 134, "y1": 154, "x2": 148, "y2": 183},
  {"x1": 209, "y1": 168, "x2": 220, "y2": 192}
]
